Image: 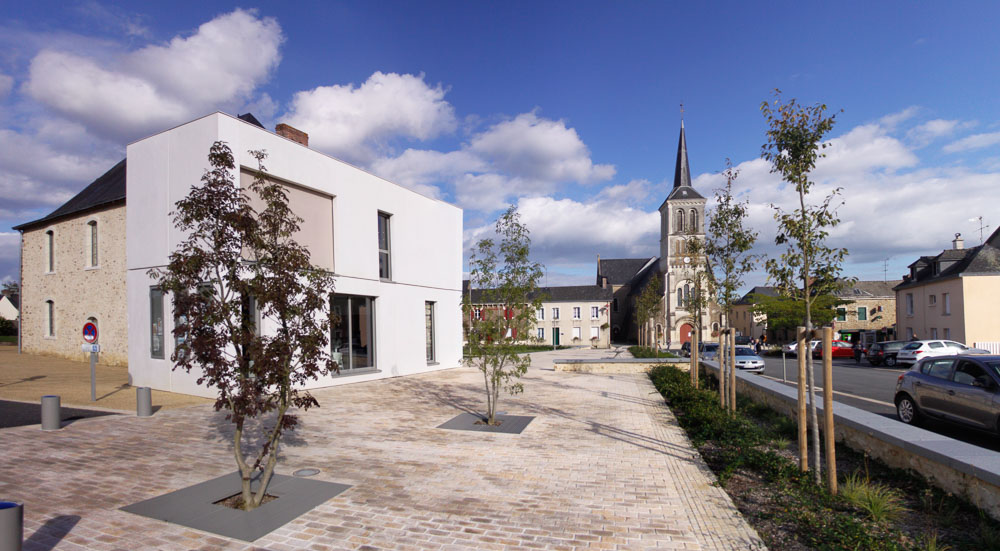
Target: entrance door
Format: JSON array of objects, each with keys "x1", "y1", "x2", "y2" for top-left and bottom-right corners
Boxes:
[
  {"x1": 553, "y1": 329, "x2": 560, "y2": 346},
  {"x1": 679, "y1": 323, "x2": 693, "y2": 345}
]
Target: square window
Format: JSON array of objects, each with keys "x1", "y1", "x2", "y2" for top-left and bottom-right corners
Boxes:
[
  {"x1": 857, "y1": 307, "x2": 867, "y2": 321},
  {"x1": 572, "y1": 327, "x2": 581, "y2": 340},
  {"x1": 836, "y1": 308, "x2": 846, "y2": 322},
  {"x1": 573, "y1": 307, "x2": 581, "y2": 320},
  {"x1": 591, "y1": 306, "x2": 599, "y2": 319},
  {"x1": 552, "y1": 307, "x2": 560, "y2": 320}
]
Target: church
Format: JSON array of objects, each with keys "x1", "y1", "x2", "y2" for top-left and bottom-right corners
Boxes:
[{"x1": 596, "y1": 121, "x2": 714, "y2": 346}]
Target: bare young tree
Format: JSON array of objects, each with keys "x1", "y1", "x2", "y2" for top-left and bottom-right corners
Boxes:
[
  {"x1": 682, "y1": 233, "x2": 715, "y2": 389},
  {"x1": 761, "y1": 91, "x2": 848, "y2": 483},
  {"x1": 634, "y1": 274, "x2": 664, "y2": 351},
  {"x1": 151, "y1": 142, "x2": 337, "y2": 510},
  {"x1": 464, "y1": 206, "x2": 544, "y2": 426}
]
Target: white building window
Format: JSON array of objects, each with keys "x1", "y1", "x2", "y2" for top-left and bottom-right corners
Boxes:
[
  {"x1": 930, "y1": 328, "x2": 938, "y2": 339},
  {"x1": 573, "y1": 307, "x2": 581, "y2": 320},
  {"x1": 150, "y1": 288, "x2": 164, "y2": 359},
  {"x1": 944, "y1": 328, "x2": 951, "y2": 339},
  {"x1": 552, "y1": 307, "x2": 560, "y2": 320},
  {"x1": 590, "y1": 326, "x2": 599, "y2": 339},
  {"x1": 536, "y1": 308, "x2": 544, "y2": 320},
  {"x1": 87, "y1": 220, "x2": 98, "y2": 267},
  {"x1": 537, "y1": 327, "x2": 544, "y2": 340},
  {"x1": 905, "y1": 293, "x2": 914, "y2": 316},
  {"x1": 591, "y1": 306, "x2": 599, "y2": 319},
  {"x1": 425, "y1": 301, "x2": 435, "y2": 363},
  {"x1": 377, "y1": 212, "x2": 391, "y2": 280},
  {"x1": 572, "y1": 327, "x2": 582, "y2": 340},
  {"x1": 928, "y1": 295, "x2": 937, "y2": 306},
  {"x1": 943, "y1": 293, "x2": 950, "y2": 315}
]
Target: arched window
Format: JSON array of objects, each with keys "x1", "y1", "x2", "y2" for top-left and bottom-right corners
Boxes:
[
  {"x1": 46, "y1": 300, "x2": 55, "y2": 336},
  {"x1": 46, "y1": 230, "x2": 55, "y2": 272},
  {"x1": 684, "y1": 284, "x2": 691, "y2": 306},
  {"x1": 676, "y1": 286, "x2": 683, "y2": 307},
  {"x1": 88, "y1": 220, "x2": 98, "y2": 267},
  {"x1": 689, "y1": 209, "x2": 698, "y2": 232},
  {"x1": 675, "y1": 209, "x2": 685, "y2": 232}
]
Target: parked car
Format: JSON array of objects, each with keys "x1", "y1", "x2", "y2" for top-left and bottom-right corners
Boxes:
[
  {"x1": 812, "y1": 340, "x2": 855, "y2": 359},
  {"x1": 733, "y1": 346, "x2": 765, "y2": 373},
  {"x1": 867, "y1": 340, "x2": 908, "y2": 367},
  {"x1": 781, "y1": 340, "x2": 821, "y2": 357},
  {"x1": 735, "y1": 335, "x2": 751, "y2": 346},
  {"x1": 699, "y1": 342, "x2": 720, "y2": 361},
  {"x1": 896, "y1": 340, "x2": 990, "y2": 365},
  {"x1": 894, "y1": 354, "x2": 1000, "y2": 431}
]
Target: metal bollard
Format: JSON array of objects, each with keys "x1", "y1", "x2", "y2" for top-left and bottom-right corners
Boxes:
[
  {"x1": 0, "y1": 501, "x2": 23, "y2": 551},
  {"x1": 136, "y1": 387, "x2": 152, "y2": 417},
  {"x1": 41, "y1": 395, "x2": 61, "y2": 431}
]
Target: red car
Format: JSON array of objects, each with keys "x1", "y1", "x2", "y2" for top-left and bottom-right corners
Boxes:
[{"x1": 813, "y1": 340, "x2": 855, "y2": 359}]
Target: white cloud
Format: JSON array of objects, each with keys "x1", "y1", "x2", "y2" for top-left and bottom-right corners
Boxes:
[
  {"x1": 943, "y1": 131, "x2": 1000, "y2": 153},
  {"x1": 370, "y1": 149, "x2": 485, "y2": 193},
  {"x1": 24, "y1": 9, "x2": 282, "y2": 140},
  {"x1": 906, "y1": 119, "x2": 973, "y2": 147},
  {"x1": 283, "y1": 72, "x2": 456, "y2": 164},
  {"x1": 879, "y1": 107, "x2": 920, "y2": 129},
  {"x1": 468, "y1": 112, "x2": 615, "y2": 184}
]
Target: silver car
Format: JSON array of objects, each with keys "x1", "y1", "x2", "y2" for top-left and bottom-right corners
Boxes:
[
  {"x1": 894, "y1": 354, "x2": 1000, "y2": 431},
  {"x1": 699, "y1": 342, "x2": 720, "y2": 361},
  {"x1": 733, "y1": 346, "x2": 765, "y2": 373}
]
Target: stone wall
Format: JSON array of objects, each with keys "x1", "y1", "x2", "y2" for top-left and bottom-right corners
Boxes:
[
  {"x1": 21, "y1": 205, "x2": 128, "y2": 366},
  {"x1": 554, "y1": 358, "x2": 687, "y2": 374}
]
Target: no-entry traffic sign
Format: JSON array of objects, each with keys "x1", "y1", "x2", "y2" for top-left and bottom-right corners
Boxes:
[{"x1": 82, "y1": 322, "x2": 98, "y2": 344}]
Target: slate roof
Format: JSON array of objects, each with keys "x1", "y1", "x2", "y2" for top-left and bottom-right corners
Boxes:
[
  {"x1": 895, "y1": 227, "x2": 1000, "y2": 291},
  {"x1": 597, "y1": 258, "x2": 656, "y2": 286},
  {"x1": 14, "y1": 159, "x2": 126, "y2": 231},
  {"x1": 238, "y1": 113, "x2": 265, "y2": 129},
  {"x1": 665, "y1": 122, "x2": 704, "y2": 201},
  {"x1": 834, "y1": 280, "x2": 902, "y2": 299},
  {"x1": 735, "y1": 286, "x2": 781, "y2": 305},
  {"x1": 468, "y1": 285, "x2": 612, "y2": 304}
]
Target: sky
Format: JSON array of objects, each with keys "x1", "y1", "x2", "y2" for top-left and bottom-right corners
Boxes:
[{"x1": 2, "y1": 1, "x2": 999, "y2": 291}]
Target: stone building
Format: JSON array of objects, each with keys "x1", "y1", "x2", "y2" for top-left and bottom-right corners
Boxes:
[
  {"x1": 894, "y1": 230, "x2": 1000, "y2": 346},
  {"x1": 831, "y1": 280, "x2": 901, "y2": 342},
  {"x1": 14, "y1": 160, "x2": 128, "y2": 365}
]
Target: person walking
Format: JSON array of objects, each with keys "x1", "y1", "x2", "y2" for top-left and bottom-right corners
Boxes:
[{"x1": 853, "y1": 341, "x2": 863, "y2": 364}]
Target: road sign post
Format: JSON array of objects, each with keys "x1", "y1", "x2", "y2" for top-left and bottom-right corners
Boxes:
[{"x1": 82, "y1": 323, "x2": 99, "y2": 401}]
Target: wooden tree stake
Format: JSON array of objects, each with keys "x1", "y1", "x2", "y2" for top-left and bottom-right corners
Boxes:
[
  {"x1": 823, "y1": 326, "x2": 837, "y2": 494},
  {"x1": 797, "y1": 326, "x2": 808, "y2": 472}
]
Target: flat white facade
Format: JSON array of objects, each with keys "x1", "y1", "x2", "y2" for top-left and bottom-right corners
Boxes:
[{"x1": 127, "y1": 113, "x2": 463, "y2": 397}]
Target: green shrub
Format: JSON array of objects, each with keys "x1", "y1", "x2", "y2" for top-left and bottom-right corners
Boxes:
[
  {"x1": 628, "y1": 346, "x2": 677, "y2": 358},
  {"x1": 840, "y1": 472, "x2": 907, "y2": 523}
]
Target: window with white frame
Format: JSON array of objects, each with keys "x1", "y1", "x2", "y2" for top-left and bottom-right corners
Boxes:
[
  {"x1": 857, "y1": 306, "x2": 867, "y2": 321},
  {"x1": 943, "y1": 293, "x2": 951, "y2": 315},
  {"x1": 572, "y1": 327, "x2": 581, "y2": 340},
  {"x1": 930, "y1": 328, "x2": 938, "y2": 339},
  {"x1": 537, "y1": 327, "x2": 544, "y2": 340},
  {"x1": 536, "y1": 308, "x2": 544, "y2": 320},
  {"x1": 377, "y1": 212, "x2": 391, "y2": 279},
  {"x1": 87, "y1": 220, "x2": 98, "y2": 267},
  {"x1": 45, "y1": 299, "x2": 55, "y2": 337},
  {"x1": 45, "y1": 230, "x2": 55, "y2": 272},
  {"x1": 552, "y1": 307, "x2": 560, "y2": 320},
  {"x1": 944, "y1": 328, "x2": 951, "y2": 339},
  {"x1": 590, "y1": 326, "x2": 599, "y2": 339},
  {"x1": 591, "y1": 306, "x2": 599, "y2": 319},
  {"x1": 929, "y1": 294, "x2": 937, "y2": 306},
  {"x1": 573, "y1": 307, "x2": 581, "y2": 320}
]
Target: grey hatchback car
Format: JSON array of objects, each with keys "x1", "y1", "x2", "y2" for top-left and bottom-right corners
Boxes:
[{"x1": 895, "y1": 354, "x2": 1000, "y2": 431}]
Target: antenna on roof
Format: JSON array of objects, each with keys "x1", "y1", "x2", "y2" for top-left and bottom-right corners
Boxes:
[
  {"x1": 883, "y1": 258, "x2": 889, "y2": 283},
  {"x1": 969, "y1": 216, "x2": 990, "y2": 245}
]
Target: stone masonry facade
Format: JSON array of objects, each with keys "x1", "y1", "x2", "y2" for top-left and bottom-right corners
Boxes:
[{"x1": 21, "y1": 205, "x2": 128, "y2": 365}]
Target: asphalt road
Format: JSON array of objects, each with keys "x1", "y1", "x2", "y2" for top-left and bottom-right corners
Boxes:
[{"x1": 756, "y1": 354, "x2": 1000, "y2": 451}]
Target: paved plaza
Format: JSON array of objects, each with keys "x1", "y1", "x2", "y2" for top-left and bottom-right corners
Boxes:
[{"x1": 2, "y1": 349, "x2": 764, "y2": 550}]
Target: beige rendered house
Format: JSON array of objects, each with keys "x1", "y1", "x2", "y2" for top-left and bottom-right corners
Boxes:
[{"x1": 894, "y1": 230, "x2": 1000, "y2": 347}]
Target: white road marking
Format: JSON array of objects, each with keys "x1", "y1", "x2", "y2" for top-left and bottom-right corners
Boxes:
[{"x1": 760, "y1": 374, "x2": 895, "y2": 408}]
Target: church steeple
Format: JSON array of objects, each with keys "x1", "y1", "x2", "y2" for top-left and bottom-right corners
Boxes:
[{"x1": 673, "y1": 121, "x2": 691, "y2": 189}]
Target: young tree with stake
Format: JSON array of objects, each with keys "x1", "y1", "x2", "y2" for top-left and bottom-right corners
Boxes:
[
  {"x1": 464, "y1": 206, "x2": 544, "y2": 426},
  {"x1": 151, "y1": 142, "x2": 337, "y2": 511},
  {"x1": 761, "y1": 91, "x2": 848, "y2": 483},
  {"x1": 702, "y1": 161, "x2": 758, "y2": 411}
]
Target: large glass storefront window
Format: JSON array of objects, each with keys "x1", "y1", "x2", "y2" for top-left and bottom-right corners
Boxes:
[{"x1": 331, "y1": 295, "x2": 375, "y2": 370}]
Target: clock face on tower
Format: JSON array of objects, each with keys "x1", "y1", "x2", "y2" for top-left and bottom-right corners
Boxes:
[{"x1": 683, "y1": 256, "x2": 691, "y2": 264}]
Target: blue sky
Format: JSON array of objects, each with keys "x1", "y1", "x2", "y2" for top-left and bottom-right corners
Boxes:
[{"x1": 2, "y1": 1, "x2": 999, "y2": 290}]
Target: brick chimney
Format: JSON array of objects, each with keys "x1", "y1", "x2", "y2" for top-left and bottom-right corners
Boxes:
[
  {"x1": 953, "y1": 233, "x2": 964, "y2": 250},
  {"x1": 275, "y1": 123, "x2": 308, "y2": 147}
]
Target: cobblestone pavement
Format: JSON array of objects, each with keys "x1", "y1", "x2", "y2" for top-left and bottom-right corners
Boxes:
[{"x1": 3, "y1": 350, "x2": 764, "y2": 550}]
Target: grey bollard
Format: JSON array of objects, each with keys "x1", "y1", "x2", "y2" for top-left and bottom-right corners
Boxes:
[
  {"x1": 136, "y1": 387, "x2": 153, "y2": 417},
  {"x1": 41, "y1": 395, "x2": 61, "y2": 431},
  {"x1": 0, "y1": 501, "x2": 23, "y2": 551}
]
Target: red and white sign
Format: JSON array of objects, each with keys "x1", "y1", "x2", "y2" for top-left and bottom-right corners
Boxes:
[{"x1": 82, "y1": 322, "x2": 98, "y2": 344}]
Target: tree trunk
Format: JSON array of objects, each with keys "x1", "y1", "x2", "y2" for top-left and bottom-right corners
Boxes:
[{"x1": 800, "y1": 185, "x2": 822, "y2": 484}]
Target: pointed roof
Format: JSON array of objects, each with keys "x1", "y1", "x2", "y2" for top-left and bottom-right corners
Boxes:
[
  {"x1": 14, "y1": 159, "x2": 127, "y2": 231},
  {"x1": 666, "y1": 121, "x2": 703, "y2": 201}
]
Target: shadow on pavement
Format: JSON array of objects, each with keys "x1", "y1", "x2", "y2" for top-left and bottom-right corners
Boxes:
[{"x1": 24, "y1": 514, "x2": 80, "y2": 551}]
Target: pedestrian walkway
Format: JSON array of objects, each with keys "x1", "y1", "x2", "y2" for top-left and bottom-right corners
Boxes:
[{"x1": 3, "y1": 350, "x2": 764, "y2": 550}]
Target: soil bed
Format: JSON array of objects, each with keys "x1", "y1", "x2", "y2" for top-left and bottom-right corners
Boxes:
[
  {"x1": 650, "y1": 364, "x2": 1000, "y2": 550},
  {"x1": 214, "y1": 493, "x2": 278, "y2": 510}
]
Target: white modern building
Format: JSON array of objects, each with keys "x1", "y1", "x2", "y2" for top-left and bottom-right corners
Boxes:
[{"x1": 126, "y1": 112, "x2": 463, "y2": 397}]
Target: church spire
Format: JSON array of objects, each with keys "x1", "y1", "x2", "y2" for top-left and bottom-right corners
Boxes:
[{"x1": 673, "y1": 121, "x2": 691, "y2": 189}]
